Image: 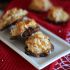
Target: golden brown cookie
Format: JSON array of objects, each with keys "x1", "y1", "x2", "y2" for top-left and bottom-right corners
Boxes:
[
  {"x1": 25, "y1": 31, "x2": 54, "y2": 57},
  {"x1": 0, "y1": 8, "x2": 28, "y2": 30}
]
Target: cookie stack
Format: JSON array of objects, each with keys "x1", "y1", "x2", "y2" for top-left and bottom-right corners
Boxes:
[{"x1": 0, "y1": 8, "x2": 54, "y2": 57}]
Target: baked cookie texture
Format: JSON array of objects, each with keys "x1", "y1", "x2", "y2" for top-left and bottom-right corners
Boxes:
[
  {"x1": 0, "y1": 8, "x2": 28, "y2": 30},
  {"x1": 29, "y1": 0, "x2": 52, "y2": 12},
  {"x1": 47, "y1": 7, "x2": 69, "y2": 24},
  {"x1": 10, "y1": 18, "x2": 40, "y2": 40},
  {"x1": 25, "y1": 31, "x2": 54, "y2": 57}
]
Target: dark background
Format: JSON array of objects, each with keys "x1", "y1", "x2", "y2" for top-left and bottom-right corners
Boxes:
[
  {"x1": 0, "y1": 0, "x2": 11, "y2": 3},
  {"x1": 0, "y1": 0, "x2": 11, "y2": 9}
]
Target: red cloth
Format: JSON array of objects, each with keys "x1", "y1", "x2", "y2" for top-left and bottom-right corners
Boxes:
[{"x1": 0, "y1": 0, "x2": 70, "y2": 70}]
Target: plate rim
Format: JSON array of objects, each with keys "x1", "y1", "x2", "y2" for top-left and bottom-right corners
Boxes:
[{"x1": 0, "y1": 25, "x2": 70, "y2": 69}]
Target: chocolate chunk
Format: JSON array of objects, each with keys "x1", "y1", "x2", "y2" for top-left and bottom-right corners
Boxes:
[
  {"x1": 46, "y1": 18, "x2": 69, "y2": 25},
  {"x1": 10, "y1": 26, "x2": 40, "y2": 41}
]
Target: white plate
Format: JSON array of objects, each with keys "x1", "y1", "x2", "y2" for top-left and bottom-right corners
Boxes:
[{"x1": 0, "y1": 25, "x2": 70, "y2": 70}]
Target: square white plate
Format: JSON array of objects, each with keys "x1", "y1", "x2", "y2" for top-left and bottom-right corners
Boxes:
[{"x1": 0, "y1": 25, "x2": 70, "y2": 70}]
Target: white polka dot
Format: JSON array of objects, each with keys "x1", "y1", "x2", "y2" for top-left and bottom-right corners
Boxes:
[
  {"x1": 2, "y1": 59, "x2": 4, "y2": 62},
  {"x1": 59, "y1": 30, "x2": 61, "y2": 33}
]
